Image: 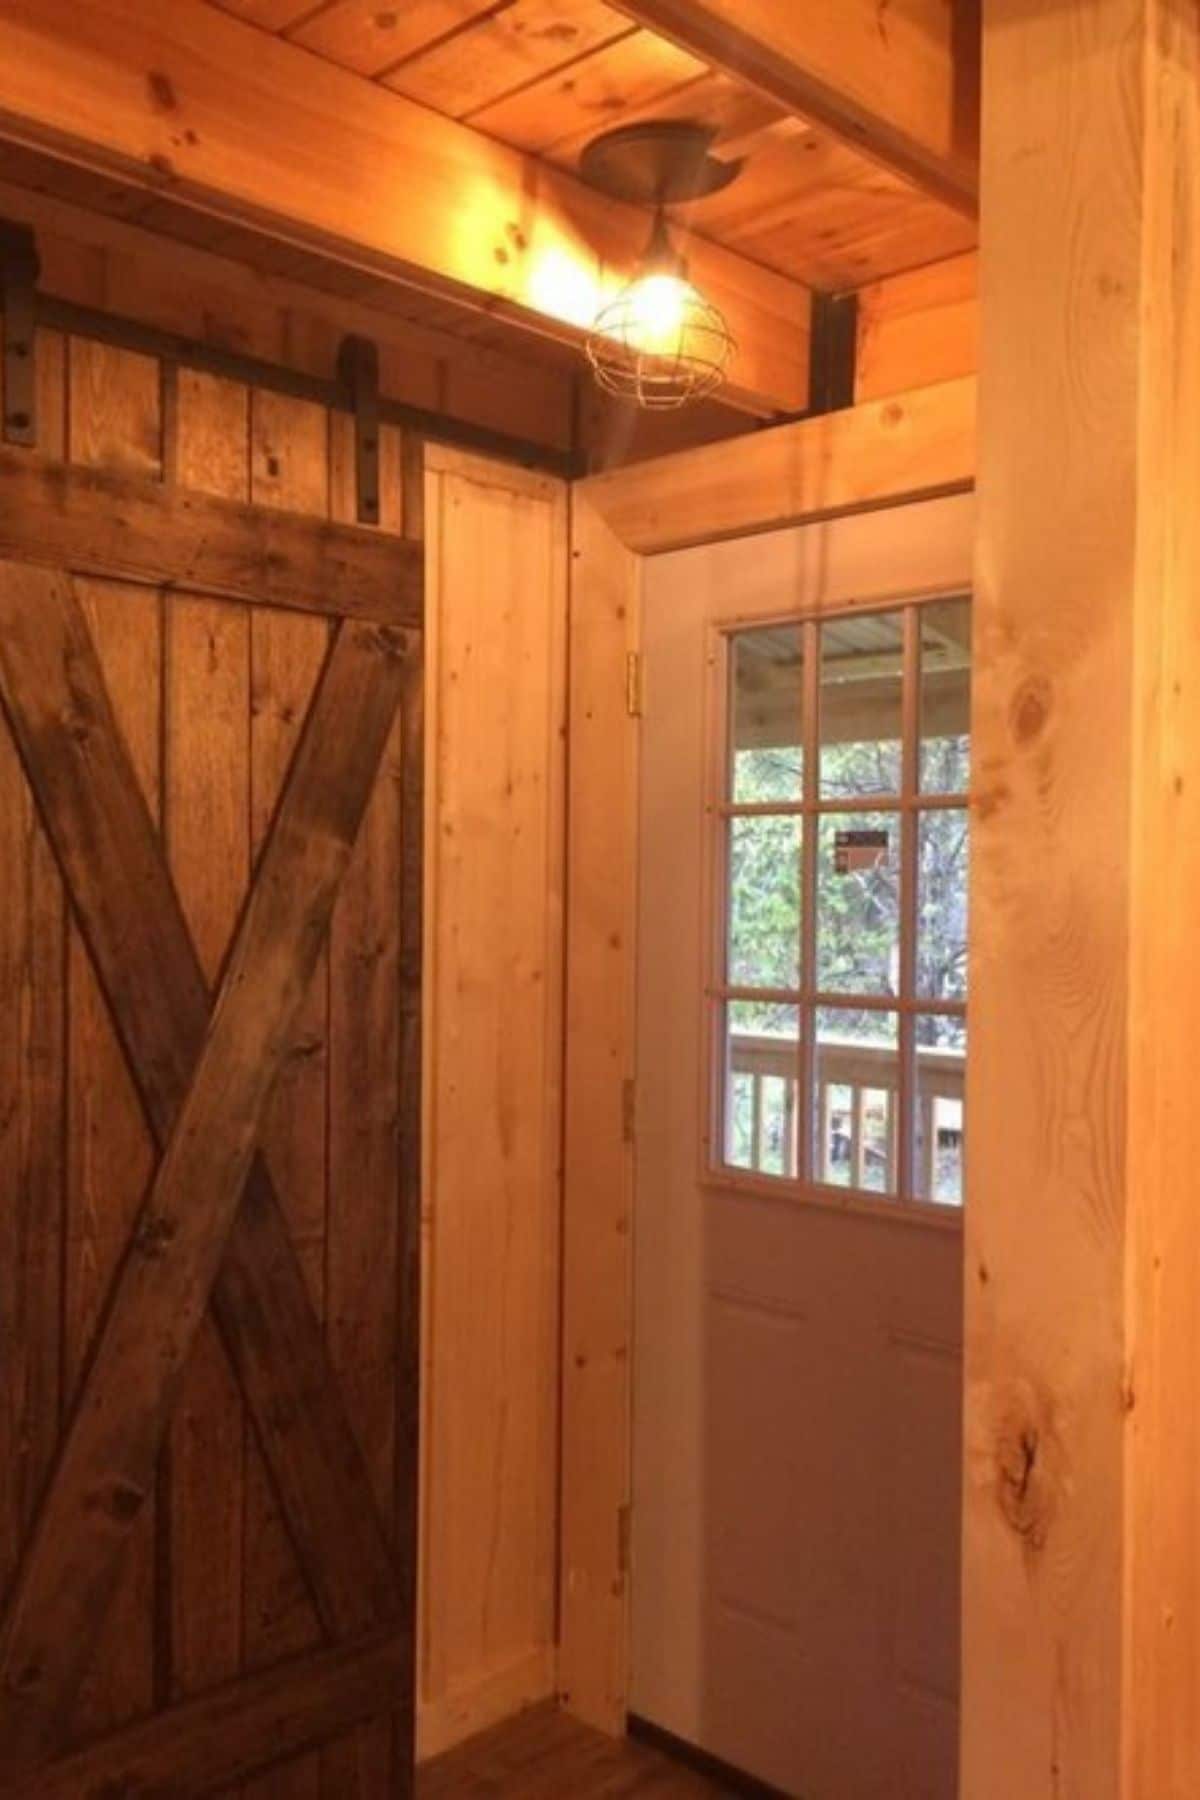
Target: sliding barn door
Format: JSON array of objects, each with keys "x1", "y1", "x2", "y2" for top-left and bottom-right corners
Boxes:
[{"x1": 0, "y1": 333, "x2": 422, "y2": 1795}]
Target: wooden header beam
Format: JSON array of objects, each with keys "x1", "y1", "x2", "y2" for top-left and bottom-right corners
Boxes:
[
  {"x1": 578, "y1": 375, "x2": 976, "y2": 555},
  {"x1": 614, "y1": 0, "x2": 980, "y2": 214},
  {"x1": 0, "y1": 0, "x2": 812, "y2": 416}
]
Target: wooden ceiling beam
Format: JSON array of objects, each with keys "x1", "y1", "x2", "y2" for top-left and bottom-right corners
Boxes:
[
  {"x1": 611, "y1": 0, "x2": 981, "y2": 215},
  {"x1": 0, "y1": 0, "x2": 812, "y2": 415}
]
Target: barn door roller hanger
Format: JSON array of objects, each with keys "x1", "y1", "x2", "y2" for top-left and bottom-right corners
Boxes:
[{"x1": 1, "y1": 221, "x2": 39, "y2": 447}]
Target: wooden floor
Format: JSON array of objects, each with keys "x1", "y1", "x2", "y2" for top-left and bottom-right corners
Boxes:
[{"x1": 418, "y1": 1704, "x2": 728, "y2": 1797}]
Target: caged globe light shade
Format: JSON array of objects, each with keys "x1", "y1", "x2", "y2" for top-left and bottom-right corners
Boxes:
[
  {"x1": 586, "y1": 212, "x2": 736, "y2": 410},
  {"x1": 580, "y1": 121, "x2": 743, "y2": 411}
]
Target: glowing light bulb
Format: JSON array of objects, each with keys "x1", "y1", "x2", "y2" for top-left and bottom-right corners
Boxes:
[{"x1": 621, "y1": 271, "x2": 691, "y2": 356}]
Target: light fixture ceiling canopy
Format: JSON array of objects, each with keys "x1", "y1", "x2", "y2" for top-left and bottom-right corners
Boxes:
[{"x1": 579, "y1": 120, "x2": 742, "y2": 208}]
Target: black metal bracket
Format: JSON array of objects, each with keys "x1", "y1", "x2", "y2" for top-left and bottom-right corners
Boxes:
[
  {"x1": 806, "y1": 290, "x2": 859, "y2": 417},
  {"x1": 1, "y1": 222, "x2": 40, "y2": 446},
  {"x1": 337, "y1": 333, "x2": 381, "y2": 525},
  {"x1": 0, "y1": 215, "x2": 573, "y2": 479}
]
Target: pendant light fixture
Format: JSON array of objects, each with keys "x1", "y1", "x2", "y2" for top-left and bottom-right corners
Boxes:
[{"x1": 581, "y1": 122, "x2": 742, "y2": 411}]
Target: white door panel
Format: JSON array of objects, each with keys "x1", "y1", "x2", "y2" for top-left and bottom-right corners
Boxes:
[{"x1": 631, "y1": 496, "x2": 974, "y2": 1798}]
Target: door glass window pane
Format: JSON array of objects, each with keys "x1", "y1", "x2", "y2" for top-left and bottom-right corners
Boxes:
[
  {"x1": 814, "y1": 1008, "x2": 899, "y2": 1194},
  {"x1": 727, "y1": 816, "x2": 801, "y2": 989},
  {"x1": 819, "y1": 613, "x2": 903, "y2": 800},
  {"x1": 920, "y1": 599, "x2": 971, "y2": 795},
  {"x1": 723, "y1": 1001, "x2": 799, "y2": 1178},
  {"x1": 917, "y1": 809, "x2": 969, "y2": 1003},
  {"x1": 730, "y1": 625, "x2": 803, "y2": 803},
  {"x1": 914, "y1": 1014, "x2": 966, "y2": 1205},
  {"x1": 719, "y1": 602, "x2": 971, "y2": 1207},
  {"x1": 817, "y1": 812, "x2": 900, "y2": 996}
]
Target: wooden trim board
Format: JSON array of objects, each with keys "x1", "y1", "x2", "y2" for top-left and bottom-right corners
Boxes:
[
  {"x1": 418, "y1": 1648, "x2": 557, "y2": 1763},
  {"x1": 560, "y1": 489, "x2": 641, "y2": 1734},
  {"x1": 577, "y1": 378, "x2": 977, "y2": 555}
]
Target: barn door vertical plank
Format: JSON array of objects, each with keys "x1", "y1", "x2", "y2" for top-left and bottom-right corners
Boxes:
[
  {"x1": 319, "y1": 416, "x2": 408, "y2": 1798},
  {"x1": 243, "y1": 389, "x2": 332, "y2": 1800},
  {"x1": 165, "y1": 369, "x2": 252, "y2": 1738},
  {"x1": 0, "y1": 694, "x2": 64, "y2": 1603},
  {"x1": 0, "y1": 327, "x2": 66, "y2": 1616},
  {"x1": 63, "y1": 339, "x2": 161, "y2": 1740}
]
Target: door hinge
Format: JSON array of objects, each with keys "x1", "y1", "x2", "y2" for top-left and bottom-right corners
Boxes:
[
  {"x1": 621, "y1": 1076, "x2": 636, "y2": 1144},
  {"x1": 617, "y1": 1501, "x2": 631, "y2": 1577},
  {"x1": 625, "y1": 651, "x2": 643, "y2": 718}
]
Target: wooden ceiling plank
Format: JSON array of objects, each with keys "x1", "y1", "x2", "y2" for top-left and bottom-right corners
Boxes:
[
  {"x1": 210, "y1": 0, "x2": 319, "y2": 28},
  {"x1": 610, "y1": 0, "x2": 980, "y2": 214},
  {"x1": 675, "y1": 126, "x2": 974, "y2": 288},
  {"x1": 468, "y1": 26, "x2": 708, "y2": 154},
  {"x1": 287, "y1": 0, "x2": 504, "y2": 79},
  {"x1": 727, "y1": 190, "x2": 976, "y2": 290},
  {"x1": 385, "y1": 0, "x2": 634, "y2": 121},
  {"x1": 626, "y1": 68, "x2": 784, "y2": 151},
  {"x1": 0, "y1": 0, "x2": 810, "y2": 413}
]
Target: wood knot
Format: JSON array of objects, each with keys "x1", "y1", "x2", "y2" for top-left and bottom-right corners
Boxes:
[
  {"x1": 1010, "y1": 675, "x2": 1052, "y2": 747},
  {"x1": 371, "y1": 623, "x2": 409, "y2": 659},
  {"x1": 147, "y1": 70, "x2": 178, "y2": 112},
  {"x1": 974, "y1": 781, "x2": 1010, "y2": 822},
  {"x1": 109, "y1": 1481, "x2": 144, "y2": 1523},
  {"x1": 993, "y1": 1384, "x2": 1057, "y2": 1552},
  {"x1": 134, "y1": 1211, "x2": 176, "y2": 1258}
]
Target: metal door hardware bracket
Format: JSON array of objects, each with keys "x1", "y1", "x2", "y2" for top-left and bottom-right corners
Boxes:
[
  {"x1": 337, "y1": 333, "x2": 381, "y2": 526},
  {"x1": 807, "y1": 290, "x2": 859, "y2": 417},
  {"x1": 1, "y1": 222, "x2": 40, "y2": 447}
]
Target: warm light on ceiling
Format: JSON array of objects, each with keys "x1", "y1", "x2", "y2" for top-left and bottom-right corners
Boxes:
[
  {"x1": 580, "y1": 122, "x2": 742, "y2": 411},
  {"x1": 586, "y1": 213, "x2": 735, "y2": 411}
]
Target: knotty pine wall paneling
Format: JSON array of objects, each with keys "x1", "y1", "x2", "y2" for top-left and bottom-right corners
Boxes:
[{"x1": 419, "y1": 446, "x2": 568, "y2": 1757}]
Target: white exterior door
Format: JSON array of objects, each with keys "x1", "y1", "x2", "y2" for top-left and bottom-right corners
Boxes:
[{"x1": 630, "y1": 495, "x2": 975, "y2": 1799}]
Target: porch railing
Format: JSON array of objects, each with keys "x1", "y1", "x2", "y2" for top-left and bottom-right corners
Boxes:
[{"x1": 728, "y1": 1030, "x2": 965, "y2": 1203}]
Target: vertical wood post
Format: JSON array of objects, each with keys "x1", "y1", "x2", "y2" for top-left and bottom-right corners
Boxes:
[{"x1": 965, "y1": 3, "x2": 1200, "y2": 1795}]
